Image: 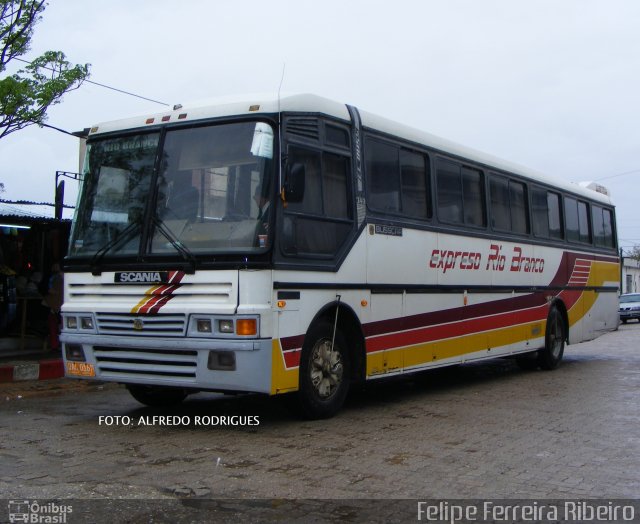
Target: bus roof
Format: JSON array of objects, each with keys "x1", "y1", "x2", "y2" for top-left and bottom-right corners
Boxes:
[
  {"x1": 357, "y1": 108, "x2": 613, "y2": 206},
  {"x1": 88, "y1": 93, "x2": 350, "y2": 136},
  {"x1": 88, "y1": 92, "x2": 613, "y2": 206}
]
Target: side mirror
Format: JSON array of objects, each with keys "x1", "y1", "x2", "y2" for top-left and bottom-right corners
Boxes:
[{"x1": 284, "y1": 163, "x2": 305, "y2": 203}]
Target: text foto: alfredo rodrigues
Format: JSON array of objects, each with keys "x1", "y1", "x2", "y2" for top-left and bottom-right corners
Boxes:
[{"x1": 98, "y1": 415, "x2": 260, "y2": 426}]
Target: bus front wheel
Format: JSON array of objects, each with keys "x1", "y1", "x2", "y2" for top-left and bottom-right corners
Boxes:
[
  {"x1": 538, "y1": 305, "x2": 566, "y2": 370},
  {"x1": 297, "y1": 320, "x2": 351, "y2": 419},
  {"x1": 126, "y1": 384, "x2": 188, "y2": 407}
]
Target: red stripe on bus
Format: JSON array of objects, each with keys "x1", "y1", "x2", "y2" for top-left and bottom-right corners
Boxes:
[
  {"x1": 168, "y1": 270, "x2": 186, "y2": 284},
  {"x1": 278, "y1": 253, "x2": 604, "y2": 366},
  {"x1": 365, "y1": 286, "x2": 585, "y2": 355},
  {"x1": 146, "y1": 294, "x2": 174, "y2": 314},
  {"x1": 136, "y1": 272, "x2": 185, "y2": 314},
  {"x1": 365, "y1": 303, "x2": 548, "y2": 354},
  {"x1": 137, "y1": 295, "x2": 163, "y2": 314},
  {"x1": 283, "y1": 349, "x2": 301, "y2": 368}
]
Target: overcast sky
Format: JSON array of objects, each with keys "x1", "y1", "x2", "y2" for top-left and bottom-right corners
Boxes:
[{"x1": 1, "y1": 0, "x2": 639, "y2": 252}]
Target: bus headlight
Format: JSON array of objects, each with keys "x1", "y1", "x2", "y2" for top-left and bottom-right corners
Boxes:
[
  {"x1": 218, "y1": 319, "x2": 234, "y2": 333},
  {"x1": 80, "y1": 316, "x2": 94, "y2": 330},
  {"x1": 196, "y1": 319, "x2": 212, "y2": 333},
  {"x1": 63, "y1": 314, "x2": 97, "y2": 333},
  {"x1": 188, "y1": 316, "x2": 259, "y2": 338}
]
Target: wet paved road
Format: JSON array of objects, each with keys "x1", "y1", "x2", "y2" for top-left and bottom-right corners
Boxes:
[{"x1": 1, "y1": 324, "x2": 639, "y2": 521}]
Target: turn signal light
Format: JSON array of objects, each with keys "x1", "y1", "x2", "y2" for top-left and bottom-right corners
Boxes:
[{"x1": 236, "y1": 319, "x2": 257, "y2": 336}]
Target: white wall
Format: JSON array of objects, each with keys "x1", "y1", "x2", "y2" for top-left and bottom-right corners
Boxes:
[{"x1": 622, "y1": 258, "x2": 640, "y2": 294}]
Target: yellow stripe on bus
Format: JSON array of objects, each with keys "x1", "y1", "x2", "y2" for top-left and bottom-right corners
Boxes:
[
  {"x1": 271, "y1": 339, "x2": 299, "y2": 395},
  {"x1": 130, "y1": 285, "x2": 163, "y2": 314},
  {"x1": 366, "y1": 322, "x2": 537, "y2": 377}
]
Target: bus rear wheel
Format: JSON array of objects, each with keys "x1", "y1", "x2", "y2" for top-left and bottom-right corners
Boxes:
[
  {"x1": 538, "y1": 305, "x2": 566, "y2": 370},
  {"x1": 297, "y1": 320, "x2": 351, "y2": 419},
  {"x1": 126, "y1": 384, "x2": 188, "y2": 407}
]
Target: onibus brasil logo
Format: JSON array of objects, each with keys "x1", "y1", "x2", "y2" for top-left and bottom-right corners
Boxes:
[{"x1": 8, "y1": 500, "x2": 72, "y2": 523}]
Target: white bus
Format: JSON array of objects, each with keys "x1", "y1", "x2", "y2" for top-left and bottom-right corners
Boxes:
[{"x1": 61, "y1": 94, "x2": 619, "y2": 418}]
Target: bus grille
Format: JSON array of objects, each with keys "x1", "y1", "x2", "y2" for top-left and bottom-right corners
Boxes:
[
  {"x1": 286, "y1": 117, "x2": 320, "y2": 140},
  {"x1": 96, "y1": 313, "x2": 186, "y2": 336},
  {"x1": 93, "y1": 346, "x2": 197, "y2": 379}
]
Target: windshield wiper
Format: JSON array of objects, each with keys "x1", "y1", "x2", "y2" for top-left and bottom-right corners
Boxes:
[
  {"x1": 90, "y1": 220, "x2": 141, "y2": 275},
  {"x1": 152, "y1": 216, "x2": 197, "y2": 274}
]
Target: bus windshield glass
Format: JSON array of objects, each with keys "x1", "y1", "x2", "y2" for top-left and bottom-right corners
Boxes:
[{"x1": 68, "y1": 121, "x2": 275, "y2": 259}]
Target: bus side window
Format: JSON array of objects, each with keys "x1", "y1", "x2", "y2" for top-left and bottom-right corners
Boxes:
[
  {"x1": 400, "y1": 149, "x2": 430, "y2": 219},
  {"x1": 285, "y1": 148, "x2": 323, "y2": 215},
  {"x1": 603, "y1": 208, "x2": 614, "y2": 248},
  {"x1": 323, "y1": 153, "x2": 350, "y2": 219},
  {"x1": 490, "y1": 176, "x2": 511, "y2": 230},
  {"x1": 365, "y1": 138, "x2": 430, "y2": 220},
  {"x1": 510, "y1": 180, "x2": 529, "y2": 234},
  {"x1": 547, "y1": 192, "x2": 563, "y2": 239},
  {"x1": 592, "y1": 205, "x2": 615, "y2": 248},
  {"x1": 532, "y1": 187, "x2": 549, "y2": 238},
  {"x1": 490, "y1": 175, "x2": 528, "y2": 234},
  {"x1": 436, "y1": 159, "x2": 463, "y2": 224},
  {"x1": 461, "y1": 166, "x2": 485, "y2": 227},
  {"x1": 565, "y1": 197, "x2": 591, "y2": 244},
  {"x1": 366, "y1": 139, "x2": 401, "y2": 214},
  {"x1": 436, "y1": 159, "x2": 485, "y2": 227},
  {"x1": 282, "y1": 145, "x2": 352, "y2": 257},
  {"x1": 532, "y1": 187, "x2": 563, "y2": 240}
]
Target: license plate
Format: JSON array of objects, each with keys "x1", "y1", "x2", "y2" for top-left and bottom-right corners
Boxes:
[{"x1": 66, "y1": 361, "x2": 95, "y2": 377}]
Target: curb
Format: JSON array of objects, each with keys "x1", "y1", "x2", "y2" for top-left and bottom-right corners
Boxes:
[{"x1": 0, "y1": 358, "x2": 64, "y2": 382}]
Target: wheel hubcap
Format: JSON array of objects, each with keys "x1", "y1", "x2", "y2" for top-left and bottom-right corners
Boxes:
[
  {"x1": 549, "y1": 315, "x2": 563, "y2": 358},
  {"x1": 310, "y1": 339, "x2": 343, "y2": 399}
]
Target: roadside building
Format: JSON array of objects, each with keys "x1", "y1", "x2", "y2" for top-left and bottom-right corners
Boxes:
[
  {"x1": 621, "y1": 256, "x2": 640, "y2": 294},
  {"x1": 0, "y1": 200, "x2": 71, "y2": 348}
]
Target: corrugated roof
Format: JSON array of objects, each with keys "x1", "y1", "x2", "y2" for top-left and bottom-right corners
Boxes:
[{"x1": 0, "y1": 200, "x2": 73, "y2": 221}]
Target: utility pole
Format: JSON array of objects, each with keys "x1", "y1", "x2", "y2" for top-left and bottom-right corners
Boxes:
[{"x1": 54, "y1": 171, "x2": 82, "y2": 220}]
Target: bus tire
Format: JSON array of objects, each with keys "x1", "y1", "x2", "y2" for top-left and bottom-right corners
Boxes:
[
  {"x1": 126, "y1": 384, "x2": 188, "y2": 407},
  {"x1": 297, "y1": 320, "x2": 351, "y2": 419},
  {"x1": 538, "y1": 305, "x2": 565, "y2": 370}
]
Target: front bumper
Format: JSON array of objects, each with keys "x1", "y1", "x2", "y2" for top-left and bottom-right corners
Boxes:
[
  {"x1": 60, "y1": 333, "x2": 272, "y2": 394},
  {"x1": 619, "y1": 309, "x2": 640, "y2": 321}
]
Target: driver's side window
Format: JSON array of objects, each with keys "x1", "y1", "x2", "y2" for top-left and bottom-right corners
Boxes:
[{"x1": 281, "y1": 145, "x2": 352, "y2": 257}]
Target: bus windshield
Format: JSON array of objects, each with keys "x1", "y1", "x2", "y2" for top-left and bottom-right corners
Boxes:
[{"x1": 68, "y1": 121, "x2": 275, "y2": 260}]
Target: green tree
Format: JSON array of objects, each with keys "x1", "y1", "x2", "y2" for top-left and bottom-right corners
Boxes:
[
  {"x1": 628, "y1": 246, "x2": 640, "y2": 261},
  {"x1": 0, "y1": 0, "x2": 90, "y2": 141}
]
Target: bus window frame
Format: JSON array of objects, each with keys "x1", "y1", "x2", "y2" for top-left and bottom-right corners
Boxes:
[
  {"x1": 489, "y1": 172, "x2": 530, "y2": 236},
  {"x1": 363, "y1": 134, "x2": 432, "y2": 222},
  {"x1": 434, "y1": 156, "x2": 487, "y2": 230},
  {"x1": 274, "y1": 114, "x2": 357, "y2": 270},
  {"x1": 564, "y1": 195, "x2": 593, "y2": 245}
]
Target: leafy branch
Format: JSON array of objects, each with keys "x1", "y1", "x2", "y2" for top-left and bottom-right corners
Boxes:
[{"x1": 0, "y1": 0, "x2": 90, "y2": 139}]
